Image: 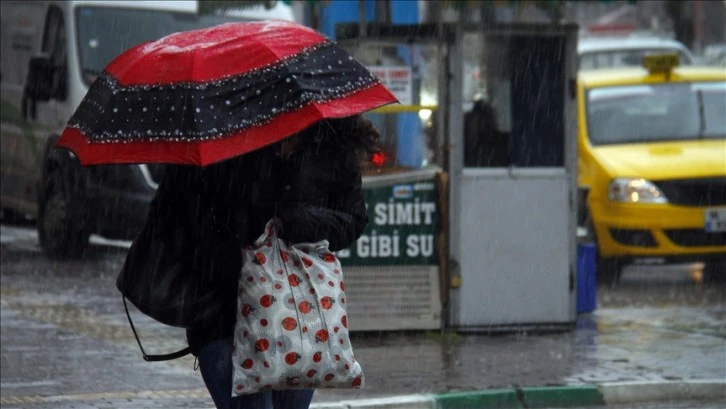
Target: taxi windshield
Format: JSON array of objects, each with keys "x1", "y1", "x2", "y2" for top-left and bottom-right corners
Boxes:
[{"x1": 586, "y1": 82, "x2": 726, "y2": 145}]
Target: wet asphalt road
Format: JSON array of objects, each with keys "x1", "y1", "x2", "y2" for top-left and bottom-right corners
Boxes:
[
  {"x1": 1, "y1": 222, "x2": 722, "y2": 307},
  {"x1": 1, "y1": 222, "x2": 724, "y2": 408}
]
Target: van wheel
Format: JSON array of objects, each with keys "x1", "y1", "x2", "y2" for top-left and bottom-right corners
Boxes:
[
  {"x1": 38, "y1": 171, "x2": 89, "y2": 258},
  {"x1": 0, "y1": 208, "x2": 29, "y2": 225}
]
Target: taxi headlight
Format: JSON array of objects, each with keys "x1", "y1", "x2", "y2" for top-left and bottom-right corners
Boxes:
[{"x1": 609, "y1": 178, "x2": 668, "y2": 204}]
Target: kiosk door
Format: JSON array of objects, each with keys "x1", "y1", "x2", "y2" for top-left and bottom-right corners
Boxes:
[{"x1": 449, "y1": 25, "x2": 579, "y2": 329}]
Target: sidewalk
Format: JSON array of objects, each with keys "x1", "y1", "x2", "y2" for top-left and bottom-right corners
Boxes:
[
  {"x1": 2, "y1": 298, "x2": 724, "y2": 408},
  {"x1": 1, "y1": 234, "x2": 724, "y2": 408},
  {"x1": 307, "y1": 307, "x2": 726, "y2": 408}
]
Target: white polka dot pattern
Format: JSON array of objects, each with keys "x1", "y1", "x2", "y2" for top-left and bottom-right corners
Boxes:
[{"x1": 66, "y1": 42, "x2": 380, "y2": 145}]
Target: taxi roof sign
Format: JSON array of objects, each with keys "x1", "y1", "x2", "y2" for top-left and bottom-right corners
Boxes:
[{"x1": 642, "y1": 53, "x2": 680, "y2": 73}]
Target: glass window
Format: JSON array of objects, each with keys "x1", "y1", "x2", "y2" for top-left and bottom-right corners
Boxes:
[
  {"x1": 463, "y1": 31, "x2": 566, "y2": 168},
  {"x1": 341, "y1": 43, "x2": 443, "y2": 177},
  {"x1": 586, "y1": 82, "x2": 726, "y2": 145},
  {"x1": 75, "y1": 7, "x2": 243, "y2": 83},
  {"x1": 42, "y1": 6, "x2": 67, "y2": 100}
]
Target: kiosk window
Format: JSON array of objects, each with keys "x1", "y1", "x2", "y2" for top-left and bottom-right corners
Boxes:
[
  {"x1": 463, "y1": 32, "x2": 512, "y2": 168},
  {"x1": 463, "y1": 32, "x2": 566, "y2": 168},
  {"x1": 342, "y1": 43, "x2": 444, "y2": 177}
]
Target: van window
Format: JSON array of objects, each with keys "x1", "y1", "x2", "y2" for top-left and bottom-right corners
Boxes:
[
  {"x1": 1, "y1": 2, "x2": 45, "y2": 86},
  {"x1": 75, "y1": 7, "x2": 242, "y2": 84},
  {"x1": 42, "y1": 6, "x2": 67, "y2": 100},
  {"x1": 586, "y1": 82, "x2": 726, "y2": 145}
]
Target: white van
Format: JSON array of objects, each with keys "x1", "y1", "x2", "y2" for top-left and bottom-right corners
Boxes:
[{"x1": 0, "y1": 0, "x2": 295, "y2": 257}]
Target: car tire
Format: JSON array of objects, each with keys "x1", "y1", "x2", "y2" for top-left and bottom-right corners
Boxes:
[
  {"x1": 596, "y1": 256, "x2": 625, "y2": 287},
  {"x1": 584, "y1": 211, "x2": 624, "y2": 287},
  {"x1": 37, "y1": 170, "x2": 89, "y2": 258},
  {"x1": 703, "y1": 261, "x2": 726, "y2": 284}
]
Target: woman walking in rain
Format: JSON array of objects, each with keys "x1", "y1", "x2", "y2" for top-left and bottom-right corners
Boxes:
[
  {"x1": 151, "y1": 115, "x2": 379, "y2": 408},
  {"x1": 56, "y1": 21, "x2": 396, "y2": 409}
]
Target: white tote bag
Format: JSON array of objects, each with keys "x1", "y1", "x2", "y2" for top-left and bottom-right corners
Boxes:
[{"x1": 231, "y1": 221, "x2": 364, "y2": 396}]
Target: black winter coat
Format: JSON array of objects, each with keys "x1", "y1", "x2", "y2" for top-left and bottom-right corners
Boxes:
[{"x1": 145, "y1": 134, "x2": 368, "y2": 355}]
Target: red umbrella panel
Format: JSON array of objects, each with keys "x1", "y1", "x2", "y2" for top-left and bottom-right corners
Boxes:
[{"x1": 57, "y1": 21, "x2": 398, "y2": 167}]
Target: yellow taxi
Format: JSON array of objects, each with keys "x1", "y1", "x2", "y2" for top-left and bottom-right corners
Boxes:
[{"x1": 577, "y1": 54, "x2": 726, "y2": 281}]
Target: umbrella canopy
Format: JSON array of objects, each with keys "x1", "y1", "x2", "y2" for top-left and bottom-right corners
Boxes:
[{"x1": 57, "y1": 20, "x2": 397, "y2": 167}]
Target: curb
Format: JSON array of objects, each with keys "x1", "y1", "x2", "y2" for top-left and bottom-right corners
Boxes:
[
  {"x1": 311, "y1": 395, "x2": 434, "y2": 409},
  {"x1": 310, "y1": 380, "x2": 726, "y2": 409},
  {"x1": 599, "y1": 379, "x2": 726, "y2": 404},
  {"x1": 436, "y1": 389, "x2": 522, "y2": 409}
]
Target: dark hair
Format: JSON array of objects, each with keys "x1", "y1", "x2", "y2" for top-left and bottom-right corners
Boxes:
[{"x1": 298, "y1": 115, "x2": 381, "y2": 156}]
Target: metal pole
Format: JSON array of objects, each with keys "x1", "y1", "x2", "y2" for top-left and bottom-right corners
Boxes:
[
  {"x1": 310, "y1": 1, "x2": 321, "y2": 31},
  {"x1": 564, "y1": 25, "x2": 580, "y2": 320},
  {"x1": 358, "y1": 0, "x2": 367, "y2": 39},
  {"x1": 445, "y1": 12, "x2": 465, "y2": 329},
  {"x1": 693, "y1": 0, "x2": 704, "y2": 54}
]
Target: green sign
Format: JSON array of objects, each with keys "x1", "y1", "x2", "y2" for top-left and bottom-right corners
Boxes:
[{"x1": 337, "y1": 177, "x2": 439, "y2": 266}]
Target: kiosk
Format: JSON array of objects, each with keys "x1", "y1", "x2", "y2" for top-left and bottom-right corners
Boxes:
[{"x1": 336, "y1": 20, "x2": 579, "y2": 331}]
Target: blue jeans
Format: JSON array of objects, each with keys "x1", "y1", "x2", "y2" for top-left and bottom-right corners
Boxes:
[{"x1": 198, "y1": 338, "x2": 315, "y2": 409}]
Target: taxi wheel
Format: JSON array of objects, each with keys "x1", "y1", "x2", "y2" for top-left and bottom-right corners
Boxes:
[
  {"x1": 703, "y1": 261, "x2": 726, "y2": 284},
  {"x1": 596, "y1": 256, "x2": 624, "y2": 287},
  {"x1": 585, "y1": 212, "x2": 624, "y2": 286}
]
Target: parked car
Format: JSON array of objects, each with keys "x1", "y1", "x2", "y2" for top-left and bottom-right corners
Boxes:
[
  {"x1": 703, "y1": 44, "x2": 726, "y2": 68},
  {"x1": 577, "y1": 54, "x2": 726, "y2": 283},
  {"x1": 0, "y1": 1, "x2": 287, "y2": 257},
  {"x1": 578, "y1": 36, "x2": 695, "y2": 70}
]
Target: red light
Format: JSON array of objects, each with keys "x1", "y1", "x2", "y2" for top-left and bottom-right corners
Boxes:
[{"x1": 371, "y1": 152, "x2": 386, "y2": 167}]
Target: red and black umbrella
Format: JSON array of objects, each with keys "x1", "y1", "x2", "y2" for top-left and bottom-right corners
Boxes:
[{"x1": 57, "y1": 20, "x2": 397, "y2": 167}]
